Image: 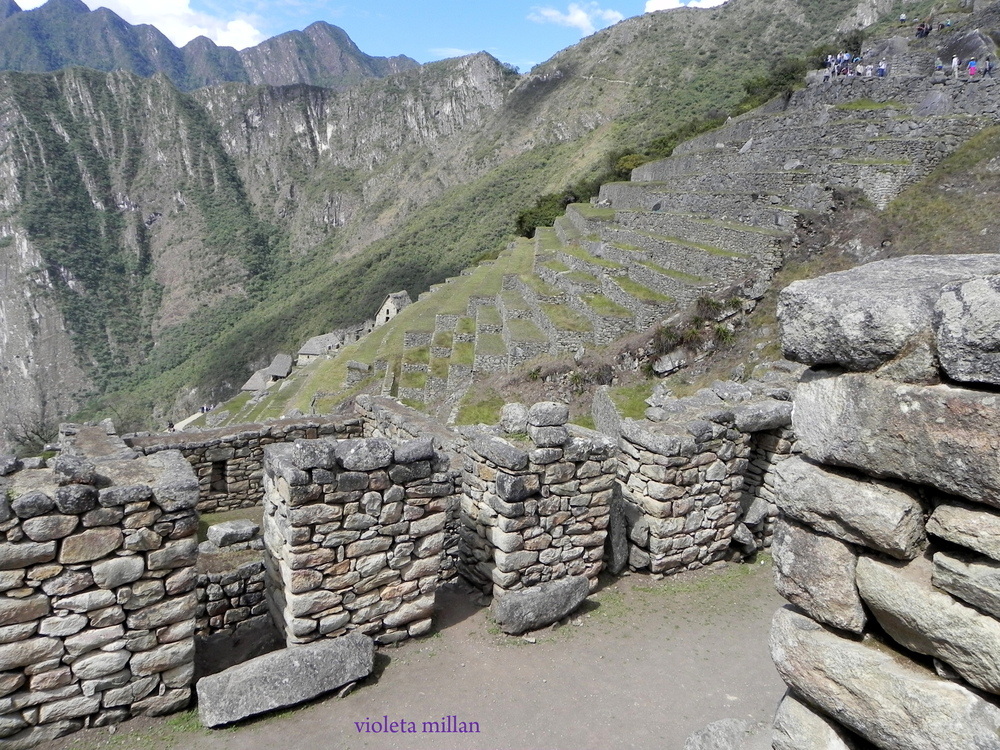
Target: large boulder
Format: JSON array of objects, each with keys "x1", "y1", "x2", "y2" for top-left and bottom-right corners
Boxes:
[
  {"x1": 778, "y1": 254, "x2": 1000, "y2": 371},
  {"x1": 856, "y1": 554, "x2": 1000, "y2": 695},
  {"x1": 197, "y1": 634, "x2": 374, "y2": 727},
  {"x1": 491, "y1": 575, "x2": 589, "y2": 635},
  {"x1": 772, "y1": 518, "x2": 866, "y2": 634},
  {"x1": 770, "y1": 607, "x2": 1000, "y2": 750},
  {"x1": 794, "y1": 371, "x2": 1000, "y2": 509},
  {"x1": 772, "y1": 691, "x2": 859, "y2": 750},
  {"x1": 774, "y1": 455, "x2": 925, "y2": 560}
]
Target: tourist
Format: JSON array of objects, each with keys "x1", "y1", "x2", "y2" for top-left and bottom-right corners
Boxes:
[
  {"x1": 899, "y1": 12, "x2": 907, "y2": 25},
  {"x1": 968, "y1": 58, "x2": 978, "y2": 77},
  {"x1": 935, "y1": 56, "x2": 943, "y2": 71},
  {"x1": 878, "y1": 59, "x2": 887, "y2": 77},
  {"x1": 986, "y1": 57, "x2": 995, "y2": 78},
  {"x1": 865, "y1": 64, "x2": 874, "y2": 77}
]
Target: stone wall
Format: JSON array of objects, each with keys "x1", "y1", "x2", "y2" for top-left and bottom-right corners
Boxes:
[
  {"x1": 0, "y1": 426, "x2": 199, "y2": 747},
  {"x1": 196, "y1": 560, "x2": 266, "y2": 638},
  {"x1": 593, "y1": 370, "x2": 799, "y2": 576},
  {"x1": 769, "y1": 254, "x2": 1000, "y2": 748},
  {"x1": 458, "y1": 403, "x2": 616, "y2": 596},
  {"x1": 127, "y1": 416, "x2": 363, "y2": 514},
  {"x1": 261, "y1": 435, "x2": 456, "y2": 646}
]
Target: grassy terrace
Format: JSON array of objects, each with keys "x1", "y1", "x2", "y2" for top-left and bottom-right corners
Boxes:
[
  {"x1": 566, "y1": 271, "x2": 600, "y2": 285},
  {"x1": 627, "y1": 228, "x2": 746, "y2": 259},
  {"x1": 583, "y1": 294, "x2": 631, "y2": 318},
  {"x1": 520, "y1": 273, "x2": 563, "y2": 297},
  {"x1": 402, "y1": 346, "x2": 430, "y2": 365},
  {"x1": 456, "y1": 317, "x2": 475, "y2": 335},
  {"x1": 561, "y1": 244, "x2": 625, "y2": 270},
  {"x1": 476, "y1": 333, "x2": 507, "y2": 356},
  {"x1": 477, "y1": 306, "x2": 502, "y2": 327},
  {"x1": 433, "y1": 331, "x2": 453, "y2": 348},
  {"x1": 616, "y1": 277, "x2": 673, "y2": 304},
  {"x1": 501, "y1": 290, "x2": 531, "y2": 312},
  {"x1": 611, "y1": 381, "x2": 657, "y2": 419},
  {"x1": 507, "y1": 318, "x2": 547, "y2": 342},
  {"x1": 430, "y1": 357, "x2": 449, "y2": 379},
  {"x1": 568, "y1": 203, "x2": 616, "y2": 221},
  {"x1": 637, "y1": 259, "x2": 706, "y2": 283},
  {"x1": 541, "y1": 303, "x2": 592, "y2": 332},
  {"x1": 535, "y1": 226, "x2": 564, "y2": 252},
  {"x1": 542, "y1": 260, "x2": 571, "y2": 272},
  {"x1": 452, "y1": 341, "x2": 475, "y2": 365},
  {"x1": 399, "y1": 369, "x2": 428, "y2": 389}
]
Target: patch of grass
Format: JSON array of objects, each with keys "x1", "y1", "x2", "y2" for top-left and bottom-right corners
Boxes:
[
  {"x1": 402, "y1": 346, "x2": 430, "y2": 365},
  {"x1": 834, "y1": 98, "x2": 903, "y2": 111},
  {"x1": 452, "y1": 341, "x2": 475, "y2": 365},
  {"x1": 616, "y1": 277, "x2": 673, "y2": 304},
  {"x1": 638, "y1": 260, "x2": 706, "y2": 283},
  {"x1": 433, "y1": 331, "x2": 453, "y2": 348},
  {"x1": 477, "y1": 332, "x2": 508, "y2": 356},
  {"x1": 541, "y1": 303, "x2": 592, "y2": 332},
  {"x1": 610, "y1": 380, "x2": 656, "y2": 418},
  {"x1": 561, "y1": 244, "x2": 625, "y2": 270},
  {"x1": 399, "y1": 369, "x2": 428, "y2": 389},
  {"x1": 582, "y1": 294, "x2": 631, "y2": 318},
  {"x1": 477, "y1": 306, "x2": 502, "y2": 327},
  {"x1": 401, "y1": 398, "x2": 426, "y2": 410},
  {"x1": 631, "y1": 228, "x2": 746, "y2": 258},
  {"x1": 520, "y1": 273, "x2": 563, "y2": 297},
  {"x1": 455, "y1": 389, "x2": 505, "y2": 425},
  {"x1": 456, "y1": 317, "x2": 476, "y2": 335},
  {"x1": 542, "y1": 259, "x2": 571, "y2": 272},
  {"x1": 507, "y1": 318, "x2": 547, "y2": 342},
  {"x1": 572, "y1": 414, "x2": 596, "y2": 430},
  {"x1": 566, "y1": 271, "x2": 600, "y2": 285},
  {"x1": 569, "y1": 203, "x2": 616, "y2": 221},
  {"x1": 429, "y1": 357, "x2": 450, "y2": 379}
]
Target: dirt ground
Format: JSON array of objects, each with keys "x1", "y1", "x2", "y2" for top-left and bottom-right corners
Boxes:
[{"x1": 45, "y1": 558, "x2": 785, "y2": 750}]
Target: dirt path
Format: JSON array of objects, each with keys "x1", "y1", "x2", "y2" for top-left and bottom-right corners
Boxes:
[{"x1": 48, "y1": 558, "x2": 785, "y2": 750}]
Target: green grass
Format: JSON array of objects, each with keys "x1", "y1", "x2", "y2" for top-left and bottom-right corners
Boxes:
[
  {"x1": 610, "y1": 380, "x2": 656, "y2": 418},
  {"x1": 402, "y1": 346, "x2": 430, "y2": 365},
  {"x1": 542, "y1": 259, "x2": 571, "y2": 272},
  {"x1": 477, "y1": 306, "x2": 502, "y2": 327},
  {"x1": 568, "y1": 202, "x2": 615, "y2": 221},
  {"x1": 834, "y1": 98, "x2": 904, "y2": 111},
  {"x1": 430, "y1": 357, "x2": 450, "y2": 379},
  {"x1": 630, "y1": 228, "x2": 746, "y2": 258},
  {"x1": 452, "y1": 341, "x2": 475, "y2": 365},
  {"x1": 456, "y1": 317, "x2": 475, "y2": 335},
  {"x1": 572, "y1": 414, "x2": 596, "y2": 430},
  {"x1": 454, "y1": 389, "x2": 504, "y2": 425},
  {"x1": 476, "y1": 332, "x2": 507, "y2": 356},
  {"x1": 561, "y1": 244, "x2": 625, "y2": 270},
  {"x1": 637, "y1": 260, "x2": 706, "y2": 283},
  {"x1": 520, "y1": 273, "x2": 563, "y2": 297},
  {"x1": 582, "y1": 294, "x2": 631, "y2": 318},
  {"x1": 507, "y1": 318, "x2": 547, "y2": 342},
  {"x1": 433, "y1": 331, "x2": 453, "y2": 348},
  {"x1": 501, "y1": 290, "x2": 531, "y2": 312},
  {"x1": 541, "y1": 303, "x2": 593, "y2": 332},
  {"x1": 399, "y1": 369, "x2": 428, "y2": 389},
  {"x1": 566, "y1": 271, "x2": 600, "y2": 285},
  {"x1": 615, "y1": 277, "x2": 674, "y2": 304}
]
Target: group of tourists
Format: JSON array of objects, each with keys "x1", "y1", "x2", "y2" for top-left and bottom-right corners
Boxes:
[
  {"x1": 935, "y1": 54, "x2": 995, "y2": 79},
  {"x1": 823, "y1": 52, "x2": 888, "y2": 81}
]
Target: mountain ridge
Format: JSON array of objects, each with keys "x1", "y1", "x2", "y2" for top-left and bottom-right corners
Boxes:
[{"x1": 0, "y1": 0, "x2": 420, "y2": 91}]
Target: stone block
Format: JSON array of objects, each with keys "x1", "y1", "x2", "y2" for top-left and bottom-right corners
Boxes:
[
  {"x1": 770, "y1": 606, "x2": 1000, "y2": 750},
  {"x1": 772, "y1": 691, "x2": 859, "y2": 750},
  {"x1": 0, "y1": 595, "x2": 49, "y2": 627},
  {"x1": 932, "y1": 550, "x2": 1000, "y2": 619},
  {"x1": 491, "y1": 575, "x2": 589, "y2": 634},
  {"x1": 772, "y1": 518, "x2": 865, "y2": 633},
  {"x1": 22, "y1": 515, "x2": 78, "y2": 542},
  {"x1": 733, "y1": 400, "x2": 793, "y2": 433},
  {"x1": 336, "y1": 439, "x2": 393, "y2": 471},
  {"x1": 53, "y1": 485, "x2": 98, "y2": 514},
  {"x1": 934, "y1": 275, "x2": 1000, "y2": 385},
  {"x1": 0, "y1": 637, "x2": 61, "y2": 671},
  {"x1": 197, "y1": 634, "x2": 374, "y2": 727},
  {"x1": 778, "y1": 254, "x2": 1000, "y2": 370},
  {"x1": 92, "y1": 556, "x2": 145, "y2": 589},
  {"x1": 774, "y1": 456, "x2": 925, "y2": 559},
  {"x1": 59, "y1": 528, "x2": 123, "y2": 564},
  {"x1": 130, "y1": 641, "x2": 194, "y2": 677},
  {"x1": 927, "y1": 501, "x2": 1000, "y2": 561},
  {"x1": 0, "y1": 541, "x2": 56, "y2": 570},
  {"x1": 11, "y1": 491, "x2": 55, "y2": 519},
  {"x1": 528, "y1": 425, "x2": 568, "y2": 447},
  {"x1": 471, "y1": 434, "x2": 528, "y2": 471},
  {"x1": 291, "y1": 438, "x2": 338, "y2": 470},
  {"x1": 794, "y1": 371, "x2": 1000, "y2": 509},
  {"x1": 207, "y1": 520, "x2": 259, "y2": 547},
  {"x1": 147, "y1": 538, "x2": 197, "y2": 570},
  {"x1": 527, "y1": 401, "x2": 569, "y2": 427},
  {"x1": 393, "y1": 438, "x2": 435, "y2": 463},
  {"x1": 856, "y1": 553, "x2": 1000, "y2": 694}
]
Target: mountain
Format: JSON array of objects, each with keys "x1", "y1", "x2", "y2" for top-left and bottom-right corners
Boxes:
[
  {"x1": 0, "y1": 0, "x2": 419, "y2": 91},
  {"x1": 0, "y1": 0, "x2": 905, "y2": 449}
]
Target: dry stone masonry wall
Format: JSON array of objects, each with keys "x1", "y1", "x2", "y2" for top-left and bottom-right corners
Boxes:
[
  {"x1": 458, "y1": 402, "x2": 616, "y2": 597},
  {"x1": 261, "y1": 435, "x2": 456, "y2": 646},
  {"x1": 0, "y1": 425, "x2": 199, "y2": 748},
  {"x1": 769, "y1": 253, "x2": 1000, "y2": 748},
  {"x1": 127, "y1": 417, "x2": 363, "y2": 514}
]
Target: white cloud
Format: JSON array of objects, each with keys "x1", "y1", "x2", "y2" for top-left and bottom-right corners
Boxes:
[
  {"x1": 17, "y1": 0, "x2": 266, "y2": 50},
  {"x1": 645, "y1": 0, "x2": 728, "y2": 11},
  {"x1": 528, "y1": 2, "x2": 624, "y2": 36}
]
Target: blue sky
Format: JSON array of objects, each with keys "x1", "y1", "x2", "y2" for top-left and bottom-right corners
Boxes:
[{"x1": 16, "y1": 0, "x2": 726, "y2": 71}]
